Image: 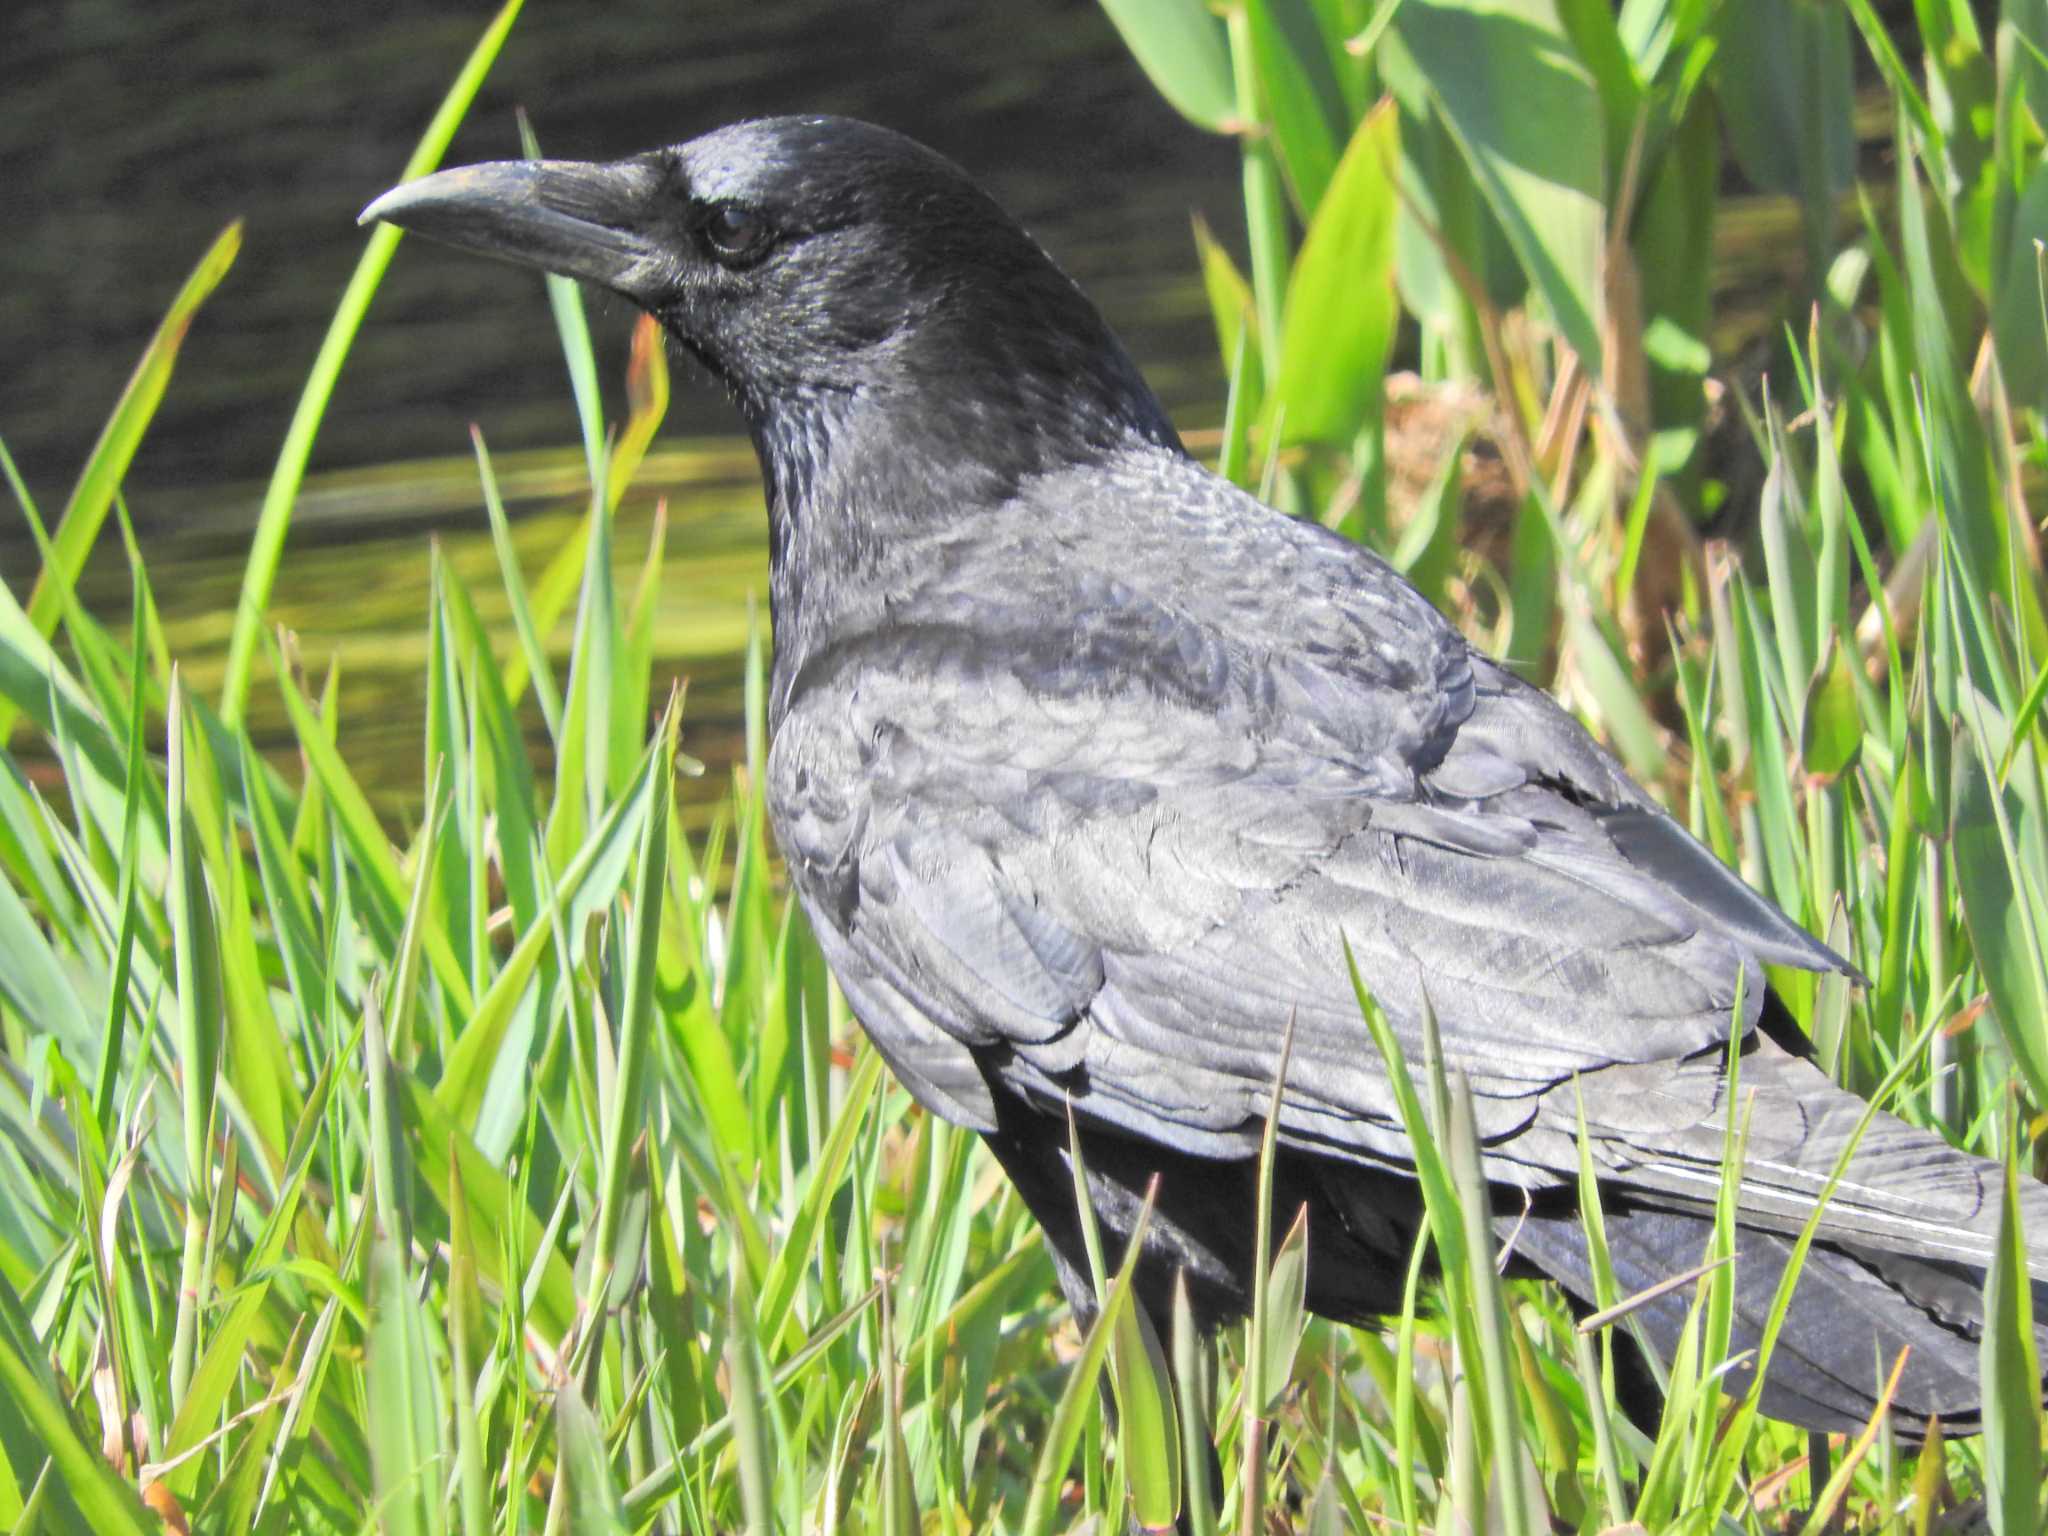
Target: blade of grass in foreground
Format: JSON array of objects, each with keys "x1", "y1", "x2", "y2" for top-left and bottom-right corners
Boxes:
[
  {"x1": 1240, "y1": 1008, "x2": 1300, "y2": 1535},
  {"x1": 217, "y1": 0, "x2": 524, "y2": 727},
  {"x1": 367, "y1": 1239, "x2": 449, "y2": 1536},
  {"x1": 1065, "y1": 1104, "x2": 1182, "y2": 1532},
  {"x1": 1, "y1": 223, "x2": 240, "y2": 748},
  {"x1": 579, "y1": 692, "x2": 678, "y2": 1335},
  {"x1": 1980, "y1": 1126, "x2": 2042, "y2": 1536},
  {"x1": 0, "y1": 1290, "x2": 157, "y2": 1534},
  {"x1": 166, "y1": 676, "x2": 225, "y2": 1421},
  {"x1": 1022, "y1": 1179, "x2": 1159, "y2": 1536}
]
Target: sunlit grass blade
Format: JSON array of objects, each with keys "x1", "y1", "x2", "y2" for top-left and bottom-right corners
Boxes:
[
  {"x1": 1444, "y1": 1069, "x2": 1535, "y2": 1536},
  {"x1": 754, "y1": 1043, "x2": 884, "y2": 1347},
  {"x1": 434, "y1": 725, "x2": 664, "y2": 1132},
  {"x1": 516, "y1": 110, "x2": 606, "y2": 488},
  {"x1": 0, "y1": 1290, "x2": 157, "y2": 1534},
  {"x1": 165, "y1": 675, "x2": 224, "y2": 1421},
  {"x1": 7, "y1": 224, "x2": 240, "y2": 733},
  {"x1": 551, "y1": 1380, "x2": 629, "y2": 1536},
  {"x1": 1021, "y1": 1178, "x2": 1158, "y2": 1536},
  {"x1": 1798, "y1": 1349, "x2": 1907, "y2": 1536},
  {"x1": 1063, "y1": 1103, "x2": 1182, "y2": 1533},
  {"x1": 1980, "y1": 1125, "x2": 2043, "y2": 1536},
  {"x1": 266, "y1": 631, "x2": 475, "y2": 1015},
  {"x1": 469, "y1": 425, "x2": 565, "y2": 741},
  {"x1": 580, "y1": 692, "x2": 677, "y2": 1334},
  {"x1": 723, "y1": 1260, "x2": 775, "y2": 1536},
  {"x1": 367, "y1": 1239, "x2": 449, "y2": 1536},
  {"x1": 218, "y1": 0, "x2": 524, "y2": 726},
  {"x1": 1171, "y1": 1274, "x2": 1220, "y2": 1536}
]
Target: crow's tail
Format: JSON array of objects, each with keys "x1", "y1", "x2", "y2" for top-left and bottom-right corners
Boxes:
[{"x1": 1510, "y1": 1200, "x2": 2042, "y2": 1436}]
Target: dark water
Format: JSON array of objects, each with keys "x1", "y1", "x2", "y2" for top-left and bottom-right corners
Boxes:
[
  {"x1": 2, "y1": 0, "x2": 1244, "y2": 818},
  {"x1": 3, "y1": 0, "x2": 1239, "y2": 492}
]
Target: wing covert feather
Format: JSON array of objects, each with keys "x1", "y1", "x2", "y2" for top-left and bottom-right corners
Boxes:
[{"x1": 766, "y1": 446, "x2": 1846, "y2": 1189}]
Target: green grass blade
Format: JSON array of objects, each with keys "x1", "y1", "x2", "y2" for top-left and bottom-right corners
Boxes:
[
  {"x1": 554, "y1": 1379, "x2": 630, "y2": 1535},
  {"x1": 1981, "y1": 1129, "x2": 2043, "y2": 1536},
  {"x1": 470, "y1": 426, "x2": 565, "y2": 741},
  {"x1": 581, "y1": 694, "x2": 676, "y2": 1327},
  {"x1": 165, "y1": 676, "x2": 224, "y2": 1421},
  {"x1": 218, "y1": 0, "x2": 524, "y2": 726},
  {"x1": 515, "y1": 112, "x2": 607, "y2": 488},
  {"x1": 1171, "y1": 1274, "x2": 1219, "y2": 1536},
  {"x1": 754, "y1": 1044, "x2": 884, "y2": 1347},
  {"x1": 4, "y1": 223, "x2": 240, "y2": 745},
  {"x1": 1021, "y1": 1180, "x2": 1158, "y2": 1536},
  {"x1": 0, "y1": 1309, "x2": 156, "y2": 1533},
  {"x1": 266, "y1": 632, "x2": 475, "y2": 1015},
  {"x1": 366, "y1": 1240, "x2": 449, "y2": 1536}
]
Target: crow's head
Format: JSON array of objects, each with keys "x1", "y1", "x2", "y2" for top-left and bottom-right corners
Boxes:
[{"x1": 363, "y1": 116, "x2": 1176, "y2": 495}]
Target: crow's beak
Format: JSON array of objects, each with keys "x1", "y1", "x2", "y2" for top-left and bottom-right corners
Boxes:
[{"x1": 360, "y1": 158, "x2": 670, "y2": 301}]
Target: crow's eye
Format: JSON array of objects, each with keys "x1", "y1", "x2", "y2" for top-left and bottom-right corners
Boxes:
[{"x1": 702, "y1": 203, "x2": 770, "y2": 263}]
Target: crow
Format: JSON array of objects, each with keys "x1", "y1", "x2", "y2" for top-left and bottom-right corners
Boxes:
[{"x1": 364, "y1": 116, "x2": 2048, "y2": 1440}]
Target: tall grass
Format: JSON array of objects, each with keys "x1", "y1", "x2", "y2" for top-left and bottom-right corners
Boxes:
[{"x1": 0, "y1": 0, "x2": 2044, "y2": 1531}]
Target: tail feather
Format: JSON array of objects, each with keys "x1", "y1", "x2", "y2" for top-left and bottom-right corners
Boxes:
[
  {"x1": 1520, "y1": 1033, "x2": 2048, "y2": 1435},
  {"x1": 1561, "y1": 1038, "x2": 2048, "y2": 1279},
  {"x1": 1507, "y1": 1196, "x2": 2048, "y2": 1441},
  {"x1": 1510, "y1": 1202, "x2": 2042, "y2": 1435}
]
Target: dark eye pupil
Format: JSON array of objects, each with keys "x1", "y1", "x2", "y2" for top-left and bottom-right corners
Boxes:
[{"x1": 707, "y1": 205, "x2": 763, "y2": 256}]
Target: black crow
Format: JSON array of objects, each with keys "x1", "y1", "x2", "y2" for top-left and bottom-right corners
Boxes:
[{"x1": 364, "y1": 117, "x2": 2048, "y2": 1438}]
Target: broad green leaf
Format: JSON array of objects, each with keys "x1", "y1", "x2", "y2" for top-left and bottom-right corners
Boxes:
[
  {"x1": 1097, "y1": 0, "x2": 1237, "y2": 130},
  {"x1": 1274, "y1": 99, "x2": 1401, "y2": 445},
  {"x1": 1714, "y1": 0, "x2": 1854, "y2": 267},
  {"x1": 1395, "y1": 0, "x2": 1605, "y2": 371},
  {"x1": 1951, "y1": 692, "x2": 2048, "y2": 1109},
  {"x1": 1170, "y1": 1277, "x2": 1219, "y2": 1536},
  {"x1": 1799, "y1": 628, "x2": 1863, "y2": 779},
  {"x1": 1113, "y1": 1297, "x2": 1181, "y2": 1532},
  {"x1": 1248, "y1": 0, "x2": 1351, "y2": 215},
  {"x1": 553, "y1": 1383, "x2": 629, "y2": 1536},
  {"x1": 0, "y1": 873, "x2": 92, "y2": 1059},
  {"x1": 1989, "y1": 159, "x2": 2048, "y2": 414},
  {"x1": 1553, "y1": 0, "x2": 1642, "y2": 140}
]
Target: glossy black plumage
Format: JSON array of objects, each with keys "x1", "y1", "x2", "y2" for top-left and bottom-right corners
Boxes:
[{"x1": 366, "y1": 116, "x2": 2048, "y2": 1436}]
